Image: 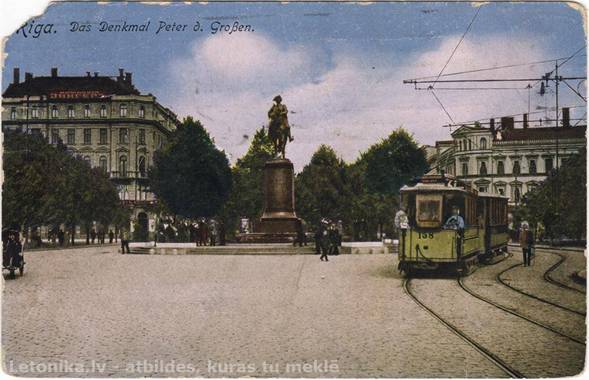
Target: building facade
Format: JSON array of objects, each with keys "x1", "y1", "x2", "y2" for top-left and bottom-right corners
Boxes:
[
  {"x1": 430, "y1": 113, "x2": 586, "y2": 208},
  {"x1": 2, "y1": 67, "x2": 179, "y2": 238}
]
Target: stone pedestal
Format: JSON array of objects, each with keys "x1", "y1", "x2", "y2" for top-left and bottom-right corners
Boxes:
[{"x1": 237, "y1": 158, "x2": 299, "y2": 243}]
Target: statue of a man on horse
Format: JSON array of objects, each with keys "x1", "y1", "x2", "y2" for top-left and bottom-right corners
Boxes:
[{"x1": 267, "y1": 95, "x2": 294, "y2": 159}]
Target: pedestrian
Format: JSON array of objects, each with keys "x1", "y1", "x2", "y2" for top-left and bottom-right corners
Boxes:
[
  {"x1": 120, "y1": 229, "x2": 130, "y2": 254},
  {"x1": 318, "y1": 220, "x2": 330, "y2": 261},
  {"x1": 294, "y1": 219, "x2": 304, "y2": 247},
  {"x1": 90, "y1": 228, "x2": 97, "y2": 244},
  {"x1": 57, "y1": 229, "x2": 65, "y2": 246},
  {"x1": 198, "y1": 219, "x2": 208, "y2": 246},
  {"x1": 98, "y1": 228, "x2": 105, "y2": 244},
  {"x1": 314, "y1": 224, "x2": 324, "y2": 255},
  {"x1": 328, "y1": 225, "x2": 340, "y2": 255},
  {"x1": 209, "y1": 220, "x2": 217, "y2": 247},
  {"x1": 108, "y1": 229, "x2": 114, "y2": 244},
  {"x1": 519, "y1": 221, "x2": 534, "y2": 266}
]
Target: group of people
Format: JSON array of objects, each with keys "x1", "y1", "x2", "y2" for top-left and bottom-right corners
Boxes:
[
  {"x1": 157, "y1": 219, "x2": 221, "y2": 246},
  {"x1": 314, "y1": 220, "x2": 342, "y2": 262}
]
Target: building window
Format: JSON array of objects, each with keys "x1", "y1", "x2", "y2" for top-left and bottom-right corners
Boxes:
[
  {"x1": 479, "y1": 162, "x2": 487, "y2": 175},
  {"x1": 83, "y1": 155, "x2": 91, "y2": 166},
  {"x1": 513, "y1": 161, "x2": 521, "y2": 175},
  {"x1": 67, "y1": 129, "x2": 76, "y2": 145},
  {"x1": 458, "y1": 141, "x2": 462, "y2": 151},
  {"x1": 99, "y1": 128, "x2": 108, "y2": 145},
  {"x1": 139, "y1": 129, "x2": 146, "y2": 145},
  {"x1": 120, "y1": 104, "x2": 128, "y2": 117},
  {"x1": 497, "y1": 161, "x2": 505, "y2": 175},
  {"x1": 119, "y1": 128, "x2": 129, "y2": 144},
  {"x1": 51, "y1": 129, "x2": 60, "y2": 144},
  {"x1": 67, "y1": 106, "x2": 75, "y2": 118},
  {"x1": 463, "y1": 139, "x2": 468, "y2": 151},
  {"x1": 119, "y1": 156, "x2": 127, "y2": 177},
  {"x1": 138, "y1": 156, "x2": 146, "y2": 177},
  {"x1": 84, "y1": 105, "x2": 91, "y2": 118},
  {"x1": 479, "y1": 137, "x2": 487, "y2": 150},
  {"x1": 497, "y1": 187, "x2": 505, "y2": 196},
  {"x1": 10, "y1": 107, "x2": 17, "y2": 120},
  {"x1": 31, "y1": 106, "x2": 39, "y2": 119},
  {"x1": 529, "y1": 160, "x2": 537, "y2": 175},
  {"x1": 51, "y1": 105, "x2": 58, "y2": 118},
  {"x1": 514, "y1": 187, "x2": 521, "y2": 204},
  {"x1": 478, "y1": 186, "x2": 488, "y2": 193},
  {"x1": 31, "y1": 128, "x2": 41, "y2": 136},
  {"x1": 100, "y1": 105, "x2": 107, "y2": 118},
  {"x1": 462, "y1": 163, "x2": 469, "y2": 176},
  {"x1": 545, "y1": 158, "x2": 554, "y2": 173},
  {"x1": 139, "y1": 105, "x2": 145, "y2": 118},
  {"x1": 468, "y1": 140, "x2": 472, "y2": 150},
  {"x1": 99, "y1": 156, "x2": 108, "y2": 173},
  {"x1": 83, "y1": 128, "x2": 92, "y2": 145}
]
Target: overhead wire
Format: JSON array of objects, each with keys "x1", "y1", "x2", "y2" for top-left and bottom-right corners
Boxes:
[{"x1": 432, "y1": 6, "x2": 482, "y2": 87}]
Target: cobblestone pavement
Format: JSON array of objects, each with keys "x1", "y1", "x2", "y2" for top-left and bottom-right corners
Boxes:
[
  {"x1": 500, "y1": 248, "x2": 586, "y2": 314},
  {"x1": 2, "y1": 246, "x2": 585, "y2": 377},
  {"x1": 462, "y1": 250, "x2": 586, "y2": 342},
  {"x1": 542, "y1": 247, "x2": 587, "y2": 293}
]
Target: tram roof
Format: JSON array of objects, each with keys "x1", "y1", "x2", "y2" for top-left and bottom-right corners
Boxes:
[{"x1": 400, "y1": 182, "x2": 469, "y2": 193}]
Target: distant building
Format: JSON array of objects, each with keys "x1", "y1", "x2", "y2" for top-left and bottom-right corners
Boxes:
[
  {"x1": 430, "y1": 112, "x2": 586, "y2": 208},
  {"x1": 2, "y1": 67, "x2": 180, "y2": 238}
]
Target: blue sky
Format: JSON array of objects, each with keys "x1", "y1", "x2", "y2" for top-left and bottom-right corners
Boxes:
[{"x1": 3, "y1": 2, "x2": 586, "y2": 170}]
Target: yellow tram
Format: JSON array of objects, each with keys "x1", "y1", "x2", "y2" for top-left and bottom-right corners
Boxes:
[{"x1": 398, "y1": 175, "x2": 509, "y2": 276}]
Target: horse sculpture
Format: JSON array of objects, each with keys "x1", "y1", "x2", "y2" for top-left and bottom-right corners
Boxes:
[{"x1": 267, "y1": 95, "x2": 293, "y2": 159}]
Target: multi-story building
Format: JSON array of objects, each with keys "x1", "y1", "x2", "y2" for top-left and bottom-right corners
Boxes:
[
  {"x1": 430, "y1": 112, "x2": 586, "y2": 208},
  {"x1": 2, "y1": 67, "x2": 180, "y2": 237}
]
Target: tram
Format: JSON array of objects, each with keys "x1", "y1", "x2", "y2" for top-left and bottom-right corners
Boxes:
[{"x1": 398, "y1": 174, "x2": 508, "y2": 276}]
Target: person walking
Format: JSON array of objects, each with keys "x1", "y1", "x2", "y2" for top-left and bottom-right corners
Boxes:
[
  {"x1": 519, "y1": 221, "x2": 534, "y2": 266},
  {"x1": 120, "y1": 229, "x2": 130, "y2": 254},
  {"x1": 294, "y1": 219, "x2": 304, "y2": 247},
  {"x1": 108, "y1": 229, "x2": 114, "y2": 244},
  {"x1": 57, "y1": 229, "x2": 65, "y2": 246}
]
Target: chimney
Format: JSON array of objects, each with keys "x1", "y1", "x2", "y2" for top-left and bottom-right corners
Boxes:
[
  {"x1": 94, "y1": 72, "x2": 99, "y2": 77},
  {"x1": 125, "y1": 72, "x2": 132, "y2": 84},
  {"x1": 119, "y1": 68, "x2": 124, "y2": 78},
  {"x1": 501, "y1": 116, "x2": 514, "y2": 130},
  {"x1": 13, "y1": 68, "x2": 20, "y2": 84},
  {"x1": 51, "y1": 67, "x2": 58, "y2": 77},
  {"x1": 562, "y1": 107, "x2": 570, "y2": 127},
  {"x1": 24, "y1": 72, "x2": 33, "y2": 82},
  {"x1": 523, "y1": 113, "x2": 529, "y2": 129}
]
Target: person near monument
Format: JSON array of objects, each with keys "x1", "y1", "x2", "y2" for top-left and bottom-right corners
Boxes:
[
  {"x1": 294, "y1": 219, "x2": 305, "y2": 247},
  {"x1": 198, "y1": 219, "x2": 208, "y2": 246},
  {"x1": 90, "y1": 228, "x2": 97, "y2": 244}
]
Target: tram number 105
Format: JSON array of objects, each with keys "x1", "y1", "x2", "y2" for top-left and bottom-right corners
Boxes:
[{"x1": 418, "y1": 232, "x2": 434, "y2": 239}]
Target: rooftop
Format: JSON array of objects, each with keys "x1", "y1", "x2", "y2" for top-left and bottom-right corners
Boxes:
[
  {"x1": 3, "y1": 68, "x2": 140, "y2": 98},
  {"x1": 498, "y1": 125, "x2": 586, "y2": 142}
]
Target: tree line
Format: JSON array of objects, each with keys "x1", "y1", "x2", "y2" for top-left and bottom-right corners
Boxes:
[{"x1": 3, "y1": 130, "x2": 129, "y2": 245}]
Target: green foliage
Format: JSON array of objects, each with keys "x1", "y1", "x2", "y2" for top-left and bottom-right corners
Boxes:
[
  {"x1": 229, "y1": 128, "x2": 274, "y2": 220},
  {"x1": 149, "y1": 117, "x2": 232, "y2": 219},
  {"x1": 360, "y1": 129, "x2": 429, "y2": 195},
  {"x1": 295, "y1": 145, "x2": 349, "y2": 229},
  {"x1": 2, "y1": 130, "x2": 123, "y2": 237},
  {"x1": 519, "y1": 148, "x2": 586, "y2": 241}
]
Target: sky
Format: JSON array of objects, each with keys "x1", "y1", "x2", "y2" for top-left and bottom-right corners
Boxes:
[{"x1": 2, "y1": 1, "x2": 587, "y2": 171}]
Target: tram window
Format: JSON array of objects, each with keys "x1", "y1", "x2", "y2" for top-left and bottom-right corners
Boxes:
[{"x1": 416, "y1": 194, "x2": 442, "y2": 228}]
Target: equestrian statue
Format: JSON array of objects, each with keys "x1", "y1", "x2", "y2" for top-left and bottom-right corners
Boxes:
[{"x1": 267, "y1": 95, "x2": 294, "y2": 159}]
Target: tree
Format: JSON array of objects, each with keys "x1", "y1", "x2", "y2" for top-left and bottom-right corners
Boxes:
[
  {"x1": 360, "y1": 129, "x2": 428, "y2": 195},
  {"x1": 295, "y1": 145, "x2": 349, "y2": 229},
  {"x1": 149, "y1": 117, "x2": 232, "y2": 219},
  {"x1": 519, "y1": 148, "x2": 586, "y2": 241},
  {"x1": 3, "y1": 130, "x2": 123, "y2": 244}
]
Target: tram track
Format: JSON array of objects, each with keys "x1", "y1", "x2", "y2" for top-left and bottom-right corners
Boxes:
[
  {"x1": 497, "y1": 254, "x2": 586, "y2": 317},
  {"x1": 457, "y1": 277, "x2": 585, "y2": 346},
  {"x1": 538, "y1": 248, "x2": 586, "y2": 295},
  {"x1": 402, "y1": 278, "x2": 524, "y2": 378}
]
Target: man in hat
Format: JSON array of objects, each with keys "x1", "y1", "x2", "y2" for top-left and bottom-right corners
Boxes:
[{"x1": 519, "y1": 221, "x2": 534, "y2": 266}]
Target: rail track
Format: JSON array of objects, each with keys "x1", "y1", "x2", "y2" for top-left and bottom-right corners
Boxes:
[
  {"x1": 403, "y1": 278, "x2": 524, "y2": 378},
  {"x1": 498, "y1": 249, "x2": 586, "y2": 317},
  {"x1": 539, "y1": 248, "x2": 586, "y2": 295},
  {"x1": 458, "y1": 277, "x2": 585, "y2": 346}
]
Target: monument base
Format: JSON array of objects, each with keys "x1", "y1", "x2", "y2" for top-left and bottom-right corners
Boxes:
[{"x1": 235, "y1": 232, "x2": 297, "y2": 244}]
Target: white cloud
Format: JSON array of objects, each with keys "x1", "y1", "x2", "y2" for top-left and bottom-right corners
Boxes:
[{"x1": 167, "y1": 32, "x2": 581, "y2": 171}]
